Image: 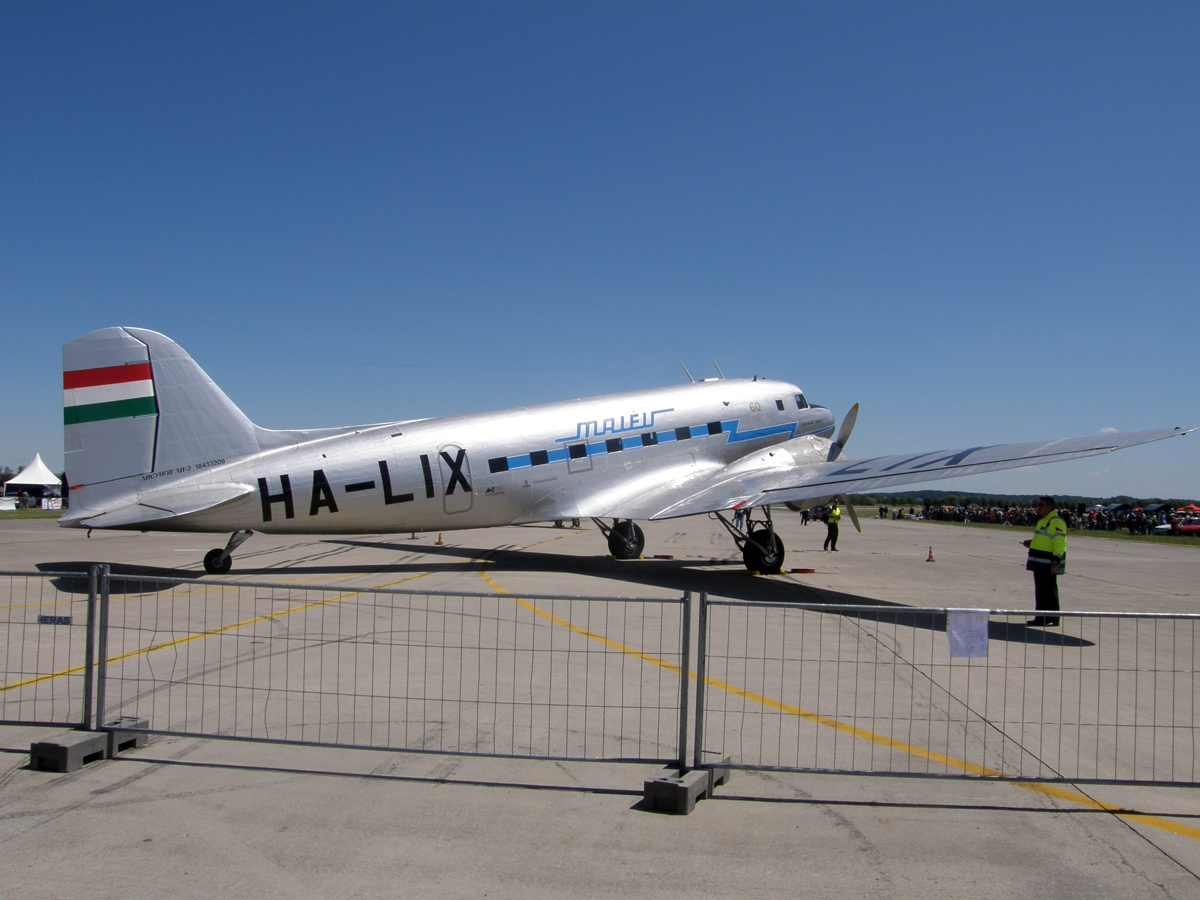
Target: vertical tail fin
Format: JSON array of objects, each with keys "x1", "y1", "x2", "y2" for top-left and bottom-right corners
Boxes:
[
  {"x1": 63, "y1": 327, "x2": 261, "y2": 511},
  {"x1": 63, "y1": 328, "x2": 159, "y2": 493}
]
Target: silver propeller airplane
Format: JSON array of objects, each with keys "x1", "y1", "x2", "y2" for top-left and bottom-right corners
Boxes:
[{"x1": 61, "y1": 328, "x2": 1192, "y2": 575}]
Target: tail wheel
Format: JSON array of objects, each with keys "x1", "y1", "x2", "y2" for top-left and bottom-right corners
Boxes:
[
  {"x1": 743, "y1": 529, "x2": 784, "y2": 574},
  {"x1": 203, "y1": 548, "x2": 232, "y2": 575},
  {"x1": 607, "y1": 521, "x2": 645, "y2": 559}
]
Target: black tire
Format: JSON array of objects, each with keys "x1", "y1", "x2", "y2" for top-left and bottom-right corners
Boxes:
[
  {"x1": 203, "y1": 548, "x2": 232, "y2": 575},
  {"x1": 742, "y1": 529, "x2": 785, "y2": 574},
  {"x1": 607, "y1": 521, "x2": 645, "y2": 559}
]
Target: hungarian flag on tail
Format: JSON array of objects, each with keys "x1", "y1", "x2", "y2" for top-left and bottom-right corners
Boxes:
[{"x1": 63, "y1": 363, "x2": 158, "y2": 425}]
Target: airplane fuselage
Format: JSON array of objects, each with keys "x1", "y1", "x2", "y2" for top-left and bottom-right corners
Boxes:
[{"x1": 117, "y1": 378, "x2": 833, "y2": 535}]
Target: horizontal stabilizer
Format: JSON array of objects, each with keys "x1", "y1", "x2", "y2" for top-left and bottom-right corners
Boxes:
[{"x1": 63, "y1": 482, "x2": 255, "y2": 529}]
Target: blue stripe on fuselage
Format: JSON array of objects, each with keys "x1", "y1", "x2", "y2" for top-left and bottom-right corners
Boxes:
[{"x1": 494, "y1": 417, "x2": 832, "y2": 471}]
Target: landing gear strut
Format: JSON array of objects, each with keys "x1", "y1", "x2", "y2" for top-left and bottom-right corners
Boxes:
[
  {"x1": 203, "y1": 530, "x2": 253, "y2": 575},
  {"x1": 592, "y1": 518, "x2": 645, "y2": 560},
  {"x1": 713, "y1": 506, "x2": 786, "y2": 574}
]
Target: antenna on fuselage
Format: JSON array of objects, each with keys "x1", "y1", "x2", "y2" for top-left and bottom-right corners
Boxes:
[
  {"x1": 680, "y1": 363, "x2": 695, "y2": 383},
  {"x1": 712, "y1": 359, "x2": 725, "y2": 379}
]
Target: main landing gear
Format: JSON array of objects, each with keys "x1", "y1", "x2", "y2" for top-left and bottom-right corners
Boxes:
[
  {"x1": 712, "y1": 506, "x2": 786, "y2": 574},
  {"x1": 203, "y1": 530, "x2": 254, "y2": 575},
  {"x1": 594, "y1": 511, "x2": 784, "y2": 572},
  {"x1": 592, "y1": 518, "x2": 646, "y2": 560}
]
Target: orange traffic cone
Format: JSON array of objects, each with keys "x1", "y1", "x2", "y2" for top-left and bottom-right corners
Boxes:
[
  {"x1": 926, "y1": 546, "x2": 935, "y2": 562},
  {"x1": 436, "y1": 533, "x2": 443, "y2": 545}
]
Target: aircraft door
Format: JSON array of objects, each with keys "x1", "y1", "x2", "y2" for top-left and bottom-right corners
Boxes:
[
  {"x1": 437, "y1": 444, "x2": 474, "y2": 514},
  {"x1": 566, "y1": 441, "x2": 592, "y2": 475}
]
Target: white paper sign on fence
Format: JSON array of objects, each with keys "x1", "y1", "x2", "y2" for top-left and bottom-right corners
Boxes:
[{"x1": 947, "y1": 610, "x2": 989, "y2": 659}]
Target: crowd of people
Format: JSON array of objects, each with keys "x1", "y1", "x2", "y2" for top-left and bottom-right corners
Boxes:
[
  {"x1": 1075, "y1": 508, "x2": 1196, "y2": 534},
  {"x1": 875, "y1": 502, "x2": 1200, "y2": 535},
  {"x1": 919, "y1": 505, "x2": 1047, "y2": 526}
]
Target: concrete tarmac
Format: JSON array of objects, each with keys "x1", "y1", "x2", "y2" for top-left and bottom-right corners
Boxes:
[{"x1": 2, "y1": 515, "x2": 1198, "y2": 899}]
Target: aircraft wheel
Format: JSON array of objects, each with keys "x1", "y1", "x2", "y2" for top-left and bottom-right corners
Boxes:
[
  {"x1": 203, "y1": 548, "x2": 232, "y2": 575},
  {"x1": 743, "y1": 529, "x2": 784, "y2": 574},
  {"x1": 607, "y1": 521, "x2": 645, "y2": 559}
]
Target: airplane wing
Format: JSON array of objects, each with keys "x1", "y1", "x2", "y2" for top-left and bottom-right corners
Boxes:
[{"x1": 639, "y1": 427, "x2": 1194, "y2": 521}]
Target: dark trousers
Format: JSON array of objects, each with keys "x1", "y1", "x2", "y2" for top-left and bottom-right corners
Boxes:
[
  {"x1": 823, "y1": 522, "x2": 838, "y2": 550},
  {"x1": 1033, "y1": 569, "x2": 1060, "y2": 613}
]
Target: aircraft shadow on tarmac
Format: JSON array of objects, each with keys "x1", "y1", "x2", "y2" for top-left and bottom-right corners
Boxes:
[
  {"x1": 34, "y1": 540, "x2": 1092, "y2": 649},
  {"x1": 36, "y1": 561, "x2": 199, "y2": 596},
  {"x1": 321, "y1": 539, "x2": 1094, "y2": 649}
]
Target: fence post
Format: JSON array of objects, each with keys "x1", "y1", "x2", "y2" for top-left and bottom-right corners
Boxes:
[
  {"x1": 94, "y1": 565, "x2": 110, "y2": 729},
  {"x1": 81, "y1": 565, "x2": 99, "y2": 731},
  {"x1": 677, "y1": 591, "x2": 691, "y2": 771},
  {"x1": 692, "y1": 591, "x2": 708, "y2": 769}
]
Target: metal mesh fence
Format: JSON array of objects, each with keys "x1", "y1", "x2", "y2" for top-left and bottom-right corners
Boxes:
[
  {"x1": 7, "y1": 568, "x2": 1196, "y2": 787},
  {"x1": 0, "y1": 570, "x2": 95, "y2": 727},
  {"x1": 96, "y1": 575, "x2": 688, "y2": 764},
  {"x1": 697, "y1": 600, "x2": 1199, "y2": 785}
]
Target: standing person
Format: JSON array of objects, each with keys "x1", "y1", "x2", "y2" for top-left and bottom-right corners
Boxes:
[
  {"x1": 1023, "y1": 496, "x2": 1066, "y2": 626},
  {"x1": 823, "y1": 500, "x2": 841, "y2": 551}
]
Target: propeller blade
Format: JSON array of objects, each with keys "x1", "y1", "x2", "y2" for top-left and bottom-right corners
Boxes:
[
  {"x1": 842, "y1": 498, "x2": 861, "y2": 534},
  {"x1": 827, "y1": 403, "x2": 859, "y2": 462}
]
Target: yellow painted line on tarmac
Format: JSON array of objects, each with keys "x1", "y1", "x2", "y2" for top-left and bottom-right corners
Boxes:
[
  {"x1": 504, "y1": 530, "x2": 590, "y2": 552},
  {"x1": 479, "y1": 563, "x2": 680, "y2": 670},
  {"x1": 105, "y1": 569, "x2": 388, "y2": 605},
  {"x1": 1, "y1": 597, "x2": 90, "y2": 612},
  {"x1": 699, "y1": 670, "x2": 1004, "y2": 776},
  {"x1": 97, "y1": 569, "x2": 442, "y2": 670},
  {"x1": 0, "y1": 562, "x2": 456, "y2": 694},
  {"x1": 1010, "y1": 781, "x2": 1200, "y2": 841},
  {"x1": 0, "y1": 568, "x2": 386, "y2": 613},
  {"x1": 477, "y1": 531, "x2": 668, "y2": 662},
  {"x1": 479, "y1": 557, "x2": 1200, "y2": 843},
  {"x1": 0, "y1": 664, "x2": 93, "y2": 693}
]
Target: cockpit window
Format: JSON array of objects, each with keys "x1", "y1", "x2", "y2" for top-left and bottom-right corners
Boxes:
[{"x1": 795, "y1": 393, "x2": 808, "y2": 410}]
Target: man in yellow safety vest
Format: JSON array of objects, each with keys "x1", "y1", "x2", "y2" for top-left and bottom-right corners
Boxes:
[
  {"x1": 823, "y1": 500, "x2": 842, "y2": 551},
  {"x1": 1023, "y1": 496, "x2": 1066, "y2": 627}
]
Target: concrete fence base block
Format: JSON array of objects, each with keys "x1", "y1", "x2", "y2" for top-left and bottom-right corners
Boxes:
[
  {"x1": 705, "y1": 758, "x2": 733, "y2": 790},
  {"x1": 643, "y1": 767, "x2": 713, "y2": 815},
  {"x1": 104, "y1": 717, "x2": 150, "y2": 757},
  {"x1": 30, "y1": 731, "x2": 107, "y2": 773}
]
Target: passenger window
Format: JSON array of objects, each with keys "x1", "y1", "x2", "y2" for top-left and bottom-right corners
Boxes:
[{"x1": 795, "y1": 393, "x2": 808, "y2": 410}]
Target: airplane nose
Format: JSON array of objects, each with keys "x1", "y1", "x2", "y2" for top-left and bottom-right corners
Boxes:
[{"x1": 807, "y1": 405, "x2": 836, "y2": 437}]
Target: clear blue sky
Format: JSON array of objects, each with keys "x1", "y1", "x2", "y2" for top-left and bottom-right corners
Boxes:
[{"x1": 3, "y1": 2, "x2": 1197, "y2": 499}]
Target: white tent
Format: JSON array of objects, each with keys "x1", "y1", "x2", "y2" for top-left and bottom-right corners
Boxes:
[{"x1": 5, "y1": 453, "x2": 62, "y2": 494}]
